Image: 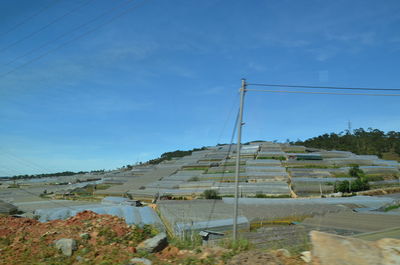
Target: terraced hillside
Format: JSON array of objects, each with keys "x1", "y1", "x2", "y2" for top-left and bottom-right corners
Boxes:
[{"x1": 92, "y1": 141, "x2": 400, "y2": 199}]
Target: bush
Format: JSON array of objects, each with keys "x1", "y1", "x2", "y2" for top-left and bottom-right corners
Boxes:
[
  {"x1": 349, "y1": 165, "x2": 365, "y2": 178},
  {"x1": 203, "y1": 189, "x2": 221, "y2": 199},
  {"x1": 334, "y1": 178, "x2": 369, "y2": 193}
]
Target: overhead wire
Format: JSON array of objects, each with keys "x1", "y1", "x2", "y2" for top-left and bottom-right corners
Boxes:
[
  {"x1": 246, "y1": 83, "x2": 400, "y2": 91},
  {"x1": 3, "y1": 0, "x2": 137, "y2": 67},
  {"x1": 0, "y1": 0, "x2": 150, "y2": 78},
  {"x1": 0, "y1": 0, "x2": 63, "y2": 37},
  {"x1": 245, "y1": 89, "x2": 400, "y2": 97},
  {"x1": 0, "y1": 148, "x2": 52, "y2": 174},
  {"x1": 204, "y1": 108, "x2": 239, "y2": 230},
  {"x1": 0, "y1": 0, "x2": 95, "y2": 54},
  {"x1": 216, "y1": 92, "x2": 239, "y2": 145}
]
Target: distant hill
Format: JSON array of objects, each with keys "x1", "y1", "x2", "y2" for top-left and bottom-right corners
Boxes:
[{"x1": 294, "y1": 128, "x2": 400, "y2": 161}]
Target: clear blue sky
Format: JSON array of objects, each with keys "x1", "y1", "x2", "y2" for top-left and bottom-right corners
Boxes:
[{"x1": 1, "y1": 0, "x2": 400, "y2": 175}]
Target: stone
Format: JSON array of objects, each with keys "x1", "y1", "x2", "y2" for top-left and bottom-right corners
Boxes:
[
  {"x1": 300, "y1": 251, "x2": 311, "y2": 263},
  {"x1": 276, "y1": 248, "x2": 291, "y2": 258},
  {"x1": 137, "y1": 232, "x2": 167, "y2": 253},
  {"x1": 130, "y1": 257, "x2": 152, "y2": 265},
  {"x1": 310, "y1": 230, "x2": 400, "y2": 265},
  {"x1": 54, "y1": 238, "x2": 77, "y2": 256},
  {"x1": 377, "y1": 238, "x2": 400, "y2": 264}
]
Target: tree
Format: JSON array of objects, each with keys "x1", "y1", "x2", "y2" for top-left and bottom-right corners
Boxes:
[
  {"x1": 203, "y1": 189, "x2": 221, "y2": 199},
  {"x1": 335, "y1": 166, "x2": 369, "y2": 193},
  {"x1": 349, "y1": 165, "x2": 364, "y2": 178}
]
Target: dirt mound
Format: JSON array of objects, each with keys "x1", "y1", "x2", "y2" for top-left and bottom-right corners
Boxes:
[
  {"x1": 0, "y1": 210, "x2": 156, "y2": 265},
  {"x1": 228, "y1": 250, "x2": 305, "y2": 265},
  {"x1": 0, "y1": 211, "x2": 306, "y2": 265}
]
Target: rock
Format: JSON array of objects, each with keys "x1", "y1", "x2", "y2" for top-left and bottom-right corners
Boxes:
[
  {"x1": 330, "y1": 192, "x2": 343, "y2": 197},
  {"x1": 300, "y1": 251, "x2": 311, "y2": 263},
  {"x1": 376, "y1": 238, "x2": 400, "y2": 264},
  {"x1": 137, "y1": 232, "x2": 167, "y2": 253},
  {"x1": 54, "y1": 238, "x2": 77, "y2": 256},
  {"x1": 276, "y1": 248, "x2": 291, "y2": 258},
  {"x1": 127, "y1": 246, "x2": 137, "y2": 253},
  {"x1": 21, "y1": 212, "x2": 37, "y2": 219},
  {"x1": 130, "y1": 257, "x2": 152, "y2": 265},
  {"x1": 310, "y1": 230, "x2": 400, "y2": 265}
]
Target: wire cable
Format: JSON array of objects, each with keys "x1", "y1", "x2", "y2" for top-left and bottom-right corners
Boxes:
[
  {"x1": 3, "y1": 0, "x2": 136, "y2": 67},
  {"x1": 0, "y1": 0, "x2": 63, "y2": 37},
  {"x1": 245, "y1": 89, "x2": 400, "y2": 97},
  {"x1": 205, "y1": 109, "x2": 239, "y2": 230},
  {"x1": 0, "y1": 0, "x2": 150, "y2": 78},
  {"x1": 216, "y1": 92, "x2": 239, "y2": 145},
  {"x1": 0, "y1": 0, "x2": 95, "y2": 54},
  {"x1": 247, "y1": 83, "x2": 400, "y2": 91}
]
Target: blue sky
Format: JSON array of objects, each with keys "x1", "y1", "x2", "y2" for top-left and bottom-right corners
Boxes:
[{"x1": 1, "y1": 0, "x2": 400, "y2": 175}]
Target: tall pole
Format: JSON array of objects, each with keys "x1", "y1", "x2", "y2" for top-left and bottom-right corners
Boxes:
[{"x1": 233, "y1": 78, "x2": 246, "y2": 241}]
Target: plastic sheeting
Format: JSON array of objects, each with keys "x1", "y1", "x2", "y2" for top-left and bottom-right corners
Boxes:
[
  {"x1": 245, "y1": 166, "x2": 286, "y2": 173},
  {"x1": 35, "y1": 205, "x2": 164, "y2": 230},
  {"x1": 246, "y1": 159, "x2": 282, "y2": 166},
  {"x1": 174, "y1": 216, "x2": 250, "y2": 236},
  {"x1": 0, "y1": 200, "x2": 17, "y2": 214},
  {"x1": 223, "y1": 196, "x2": 394, "y2": 209}
]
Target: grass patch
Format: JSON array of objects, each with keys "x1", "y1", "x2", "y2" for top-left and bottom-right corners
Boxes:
[
  {"x1": 95, "y1": 184, "x2": 112, "y2": 190},
  {"x1": 169, "y1": 233, "x2": 203, "y2": 250},
  {"x1": 286, "y1": 165, "x2": 340, "y2": 169},
  {"x1": 250, "y1": 193, "x2": 291, "y2": 199},
  {"x1": 257, "y1": 156, "x2": 286, "y2": 161},
  {"x1": 182, "y1": 167, "x2": 208, "y2": 171},
  {"x1": 384, "y1": 204, "x2": 400, "y2": 212}
]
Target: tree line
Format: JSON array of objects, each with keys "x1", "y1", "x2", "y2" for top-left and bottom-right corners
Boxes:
[
  {"x1": 294, "y1": 128, "x2": 400, "y2": 158},
  {"x1": 146, "y1": 147, "x2": 207, "y2": 165}
]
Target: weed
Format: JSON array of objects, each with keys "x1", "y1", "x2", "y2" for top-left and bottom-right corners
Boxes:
[
  {"x1": 384, "y1": 204, "x2": 400, "y2": 212},
  {"x1": 170, "y1": 233, "x2": 202, "y2": 250}
]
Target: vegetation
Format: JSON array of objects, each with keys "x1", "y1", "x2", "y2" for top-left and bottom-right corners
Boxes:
[
  {"x1": 384, "y1": 204, "x2": 400, "y2": 212},
  {"x1": 294, "y1": 128, "x2": 400, "y2": 160},
  {"x1": 10, "y1": 171, "x2": 89, "y2": 180},
  {"x1": 253, "y1": 192, "x2": 291, "y2": 198},
  {"x1": 218, "y1": 238, "x2": 252, "y2": 262},
  {"x1": 334, "y1": 166, "x2": 370, "y2": 192},
  {"x1": 202, "y1": 189, "x2": 221, "y2": 199},
  {"x1": 7, "y1": 183, "x2": 20, "y2": 188},
  {"x1": 169, "y1": 234, "x2": 203, "y2": 250},
  {"x1": 257, "y1": 156, "x2": 286, "y2": 161},
  {"x1": 146, "y1": 147, "x2": 207, "y2": 165},
  {"x1": 188, "y1": 176, "x2": 200, "y2": 182}
]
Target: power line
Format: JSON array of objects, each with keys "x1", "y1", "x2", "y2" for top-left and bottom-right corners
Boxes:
[
  {"x1": 0, "y1": 0, "x2": 150, "y2": 78},
  {"x1": 247, "y1": 83, "x2": 400, "y2": 92},
  {"x1": 0, "y1": 0, "x2": 63, "y2": 37},
  {"x1": 0, "y1": 0, "x2": 95, "y2": 54},
  {"x1": 216, "y1": 92, "x2": 239, "y2": 144},
  {"x1": 245, "y1": 88, "x2": 400, "y2": 97},
  {"x1": 3, "y1": 0, "x2": 136, "y2": 67},
  {"x1": 205, "y1": 109, "x2": 239, "y2": 230}
]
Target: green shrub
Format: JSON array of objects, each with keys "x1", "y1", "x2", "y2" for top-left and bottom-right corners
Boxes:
[
  {"x1": 203, "y1": 189, "x2": 221, "y2": 199},
  {"x1": 349, "y1": 165, "x2": 365, "y2": 178}
]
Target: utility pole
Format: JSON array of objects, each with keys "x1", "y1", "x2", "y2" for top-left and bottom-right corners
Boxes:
[
  {"x1": 347, "y1": 120, "x2": 352, "y2": 134},
  {"x1": 233, "y1": 78, "x2": 246, "y2": 241}
]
